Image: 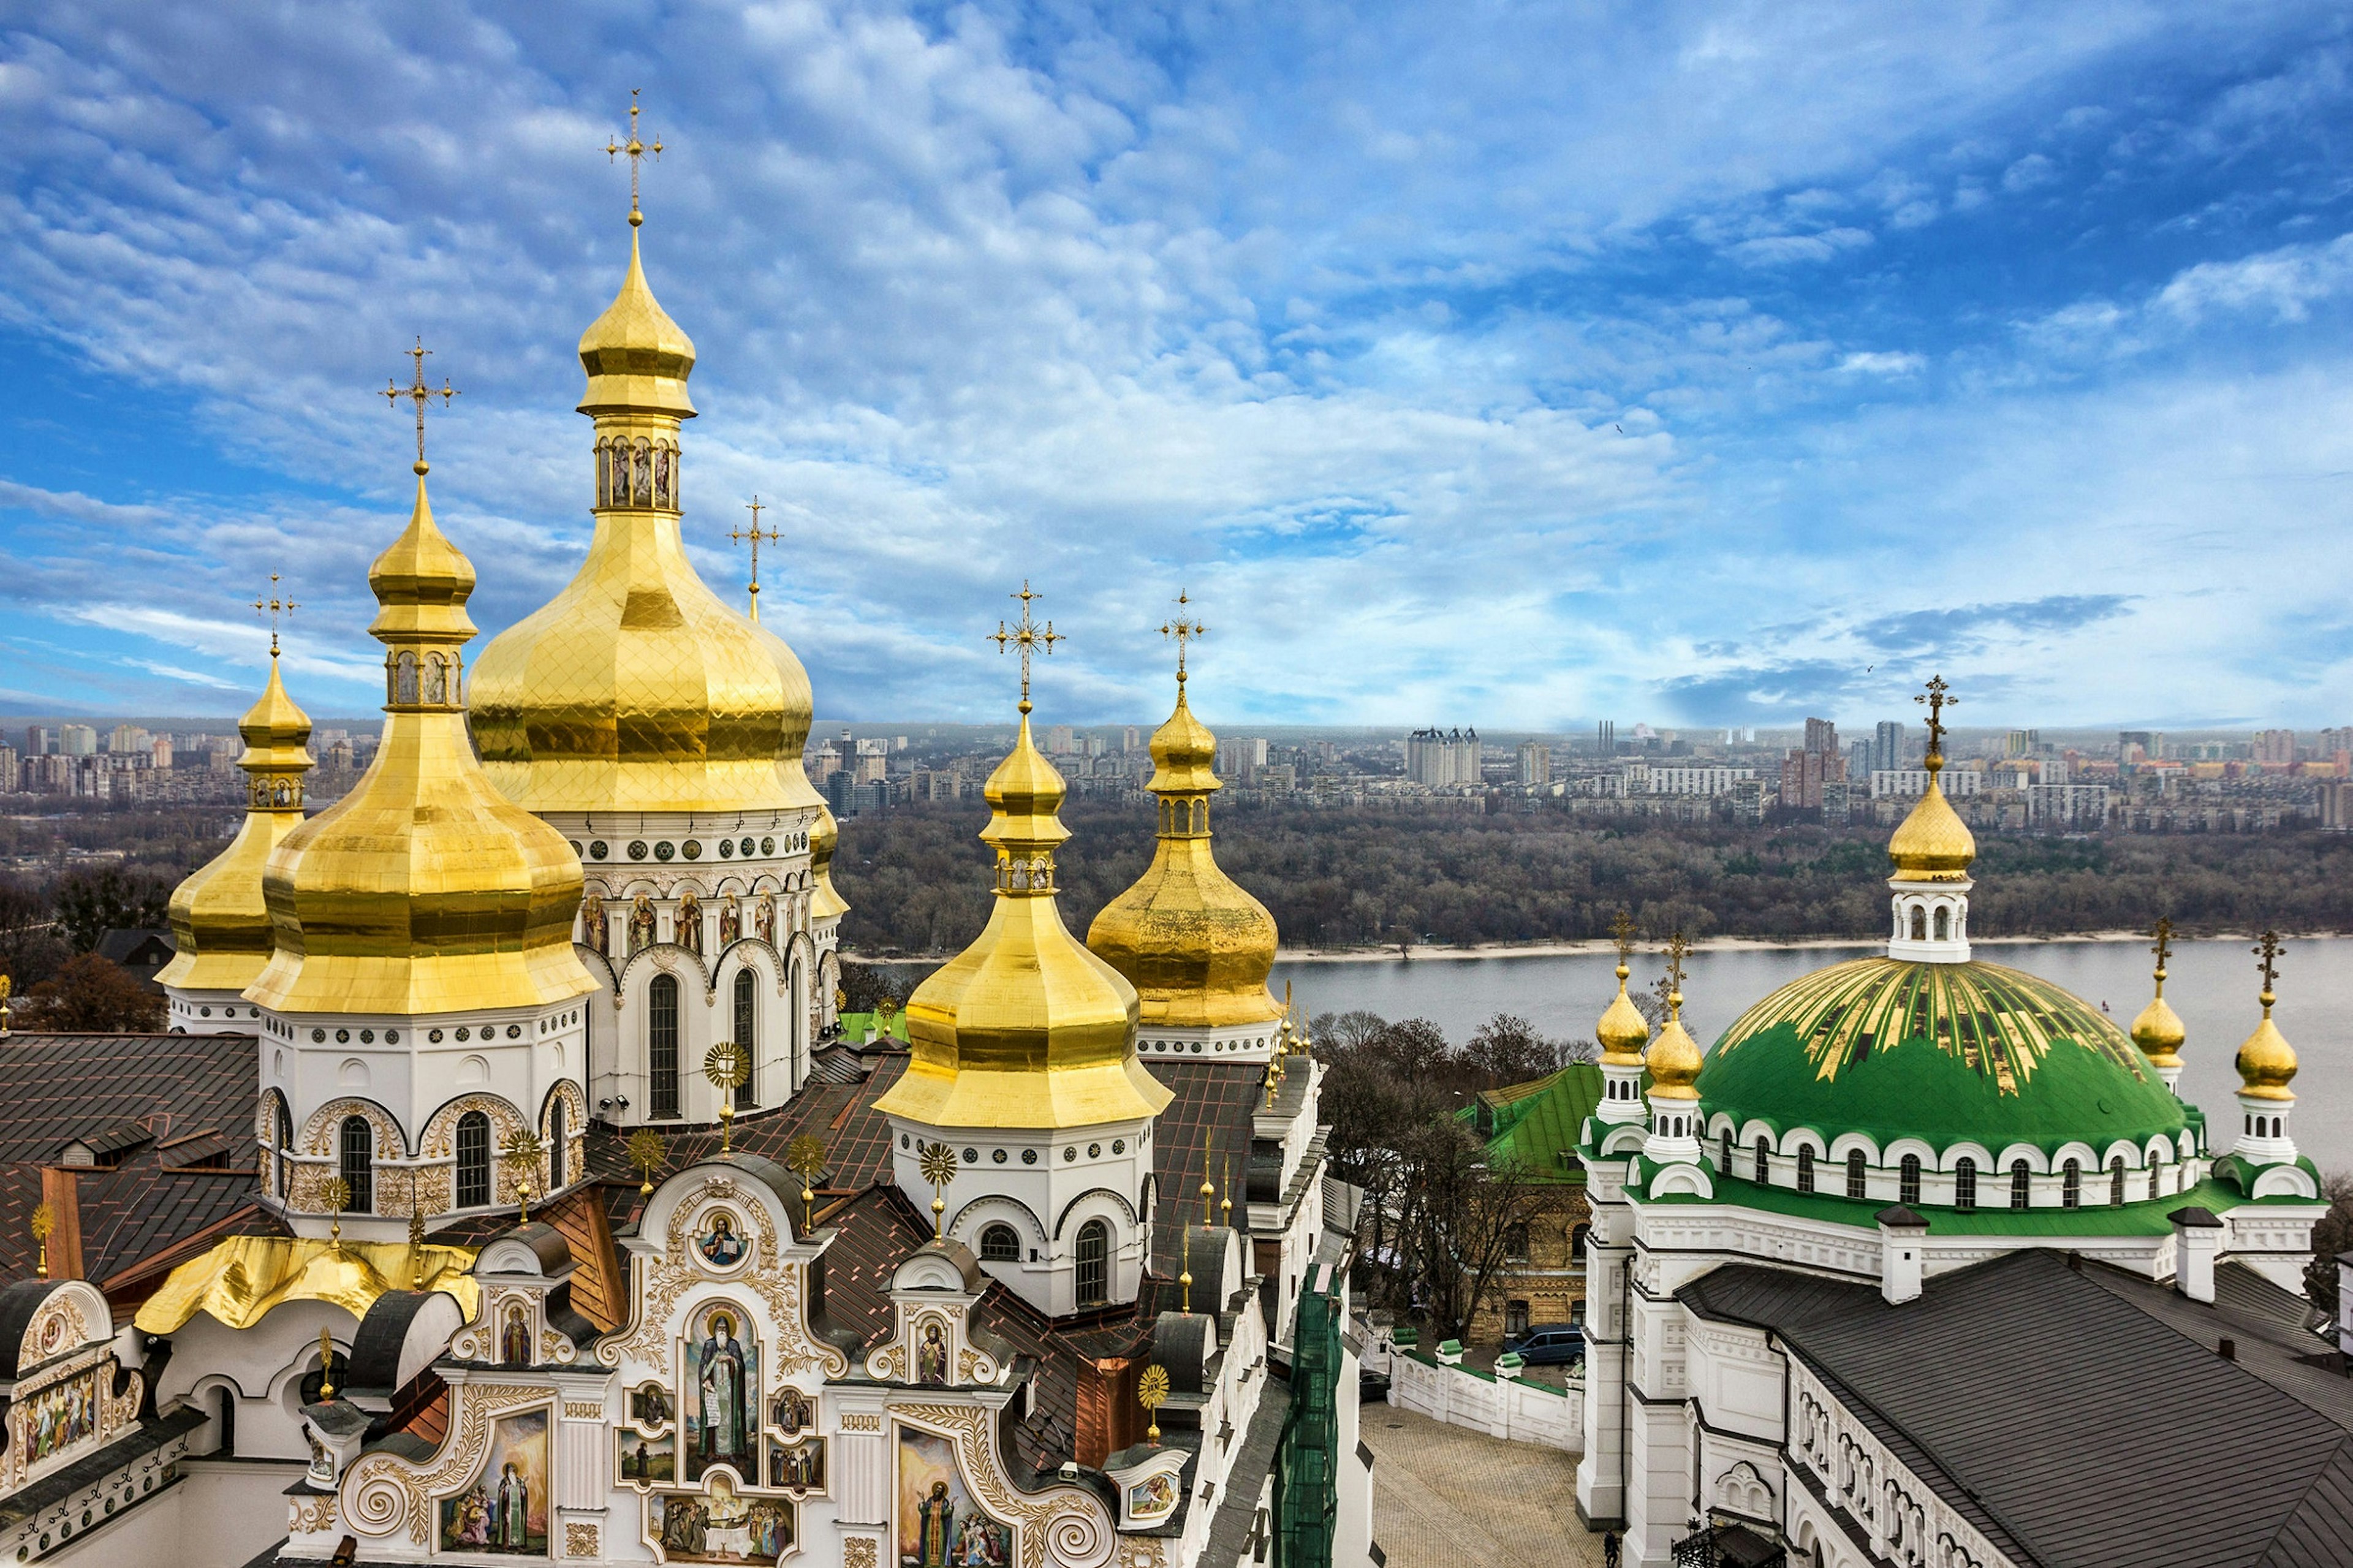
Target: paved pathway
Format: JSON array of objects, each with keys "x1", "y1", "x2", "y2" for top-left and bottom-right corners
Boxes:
[{"x1": 1360, "y1": 1401, "x2": 1603, "y2": 1568}]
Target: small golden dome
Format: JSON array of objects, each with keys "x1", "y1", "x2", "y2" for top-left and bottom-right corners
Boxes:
[
  {"x1": 577, "y1": 228, "x2": 696, "y2": 419},
  {"x1": 1596, "y1": 962, "x2": 1651, "y2": 1064},
  {"x1": 2235, "y1": 992, "x2": 2297, "y2": 1102},
  {"x1": 1889, "y1": 759, "x2": 1976, "y2": 883},
  {"x1": 248, "y1": 473, "x2": 597, "y2": 1018},
  {"x1": 875, "y1": 706, "x2": 1170, "y2": 1131},
  {"x1": 1087, "y1": 677, "x2": 1283, "y2": 1029},
  {"x1": 2130, "y1": 966, "x2": 2186, "y2": 1070},
  {"x1": 806, "y1": 801, "x2": 849, "y2": 922},
  {"x1": 1646, "y1": 991, "x2": 1703, "y2": 1100},
  {"x1": 159, "y1": 656, "x2": 316, "y2": 996}
]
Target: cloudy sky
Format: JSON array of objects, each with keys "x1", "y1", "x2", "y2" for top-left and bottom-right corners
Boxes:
[{"x1": 3, "y1": 2, "x2": 2351, "y2": 730}]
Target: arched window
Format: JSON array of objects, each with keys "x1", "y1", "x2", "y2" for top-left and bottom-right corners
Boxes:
[
  {"x1": 979, "y1": 1223, "x2": 1021, "y2": 1263},
  {"x1": 2109, "y1": 1156, "x2": 2125, "y2": 1206},
  {"x1": 275, "y1": 1098, "x2": 294, "y2": 1199},
  {"x1": 733, "y1": 969, "x2": 758, "y2": 1110},
  {"x1": 649, "y1": 974, "x2": 680, "y2": 1118},
  {"x1": 1569, "y1": 1224, "x2": 1590, "y2": 1263},
  {"x1": 1845, "y1": 1149, "x2": 1867, "y2": 1200},
  {"x1": 2061, "y1": 1159, "x2": 2082, "y2": 1209},
  {"x1": 1754, "y1": 1137, "x2": 1771, "y2": 1184},
  {"x1": 1900, "y1": 1153, "x2": 1921, "y2": 1207},
  {"x1": 1191, "y1": 800, "x2": 1206, "y2": 834},
  {"x1": 339, "y1": 1116, "x2": 374, "y2": 1213},
  {"x1": 1797, "y1": 1146, "x2": 1815, "y2": 1194},
  {"x1": 456, "y1": 1112, "x2": 491, "y2": 1208},
  {"x1": 393, "y1": 651, "x2": 418, "y2": 706},
  {"x1": 1720, "y1": 1129, "x2": 1733, "y2": 1173},
  {"x1": 1909, "y1": 906, "x2": 1926, "y2": 941},
  {"x1": 548, "y1": 1100, "x2": 567, "y2": 1190},
  {"x1": 1074, "y1": 1219, "x2": 1110, "y2": 1308},
  {"x1": 1954, "y1": 1157, "x2": 1977, "y2": 1211},
  {"x1": 1932, "y1": 906, "x2": 1949, "y2": 941},
  {"x1": 2010, "y1": 1159, "x2": 2031, "y2": 1210}
]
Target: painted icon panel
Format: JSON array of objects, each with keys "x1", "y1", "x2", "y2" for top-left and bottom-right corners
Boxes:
[
  {"x1": 898, "y1": 1428, "x2": 1009, "y2": 1568},
  {"x1": 438, "y1": 1409, "x2": 550, "y2": 1554},
  {"x1": 618, "y1": 1428, "x2": 676, "y2": 1486},
  {"x1": 684, "y1": 1301, "x2": 759, "y2": 1482}
]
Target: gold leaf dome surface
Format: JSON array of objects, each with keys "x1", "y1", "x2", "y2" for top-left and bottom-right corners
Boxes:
[
  {"x1": 248, "y1": 475, "x2": 598, "y2": 1017},
  {"x1": 1087, "y1": 681, "x2": 1283, "y2": 1029},
  {"x1": 875, "y1": 709, "x2": 1170, "y2": 1131},
  {"x1": 1596, "y1": 966, "x2": 1651, "y2": 1064},
  {"x1": 807, "y1": 800, "x2": 849, "y2": 922},
  {"x1": 2234, "y1": 1010, "x2": 2297, "y2": 1101},
  {"x1": 2129, "y1": 992, "x2": 2186, "y2": 1070},
  {"x1": 578, "y1": 229, "x2": 696, "y2": 418},
  {"x1": 1889, "y1": 760, "x2": 1976, "y2": 882},
  {"x1": 159, "y1": 656, "x2": 315, "y2": 995},
  {"x1": 1645, "y1": 1004, "x2": 1703, "y2": 1100}
]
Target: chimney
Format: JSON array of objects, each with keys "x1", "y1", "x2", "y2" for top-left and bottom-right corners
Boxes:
[
  {"x1": 2170, "y1": 1206, "x2": 2224, "y2": 1304},
  {"x1": 39, "y1": 1167, "x2": 84, "y2": 1281},
  {"x1": 1877, "y1": 1205, "x2": 1928, "y2": 1305}
]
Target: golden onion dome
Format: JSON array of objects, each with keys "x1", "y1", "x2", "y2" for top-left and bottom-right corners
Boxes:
[
  {"x1": 1596, "y1": 960, "x2": 1651, "y2": 1064},
  {"x1": 248, "y1": 472, "x2": 597, "y2": 1018},
  {"x1": 577, "y1": 227, "x2": 696, "y2": 419},
  {"x1": 1889, "y1": 757, "x2": 1976, "y2": 883},
  {"x1": 1087, "y1": 676, "x2": 1283, "y2": 1029},
  {"x1": 806, "y1": 800, "x2": 849, "y2": 922},
  {"x1": 875, "y1": 705, "x2": 1170, "y2": 1131},
  {"x1": 1645, "y1": 991, "x2": 1703, "y2": 1100},
  {"x1": 158, "y1": 654, "x2": 316, "y2": 996},
  {"x1": 2234, "y1": 987, "x2": 2297, "y2": 1102},
  {"x1": 2129, "y1": 963, "x2": 2187, "y2": 1071}
]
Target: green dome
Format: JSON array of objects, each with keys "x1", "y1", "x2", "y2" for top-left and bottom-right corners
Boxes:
[{"x1": 1700, "y1": 958, "x2": 2189, "y2": 1155}]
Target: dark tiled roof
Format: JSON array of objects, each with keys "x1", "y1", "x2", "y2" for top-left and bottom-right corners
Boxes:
[
  {"x1": 1681, "y1": 1250, "x2": 2353, "y2": 1568},
  {"x1": 0, "y1": 1032, "x2": 259, "y2": 1292}
]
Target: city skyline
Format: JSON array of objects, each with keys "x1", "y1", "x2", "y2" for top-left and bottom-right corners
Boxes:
[{"x1": 4, "y1": 5, "x2": 2352, "y2": 727}]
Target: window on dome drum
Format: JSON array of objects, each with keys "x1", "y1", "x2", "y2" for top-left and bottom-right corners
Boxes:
[
  {"x1": 1845, "y1": 1150, "x2": 1867, "y2": 1200},
  {"x1": 1909, "y1": 907, "x2": 1926, "y2": 941},
  {"x1": 1755, "y1": 1137, "x2": 1771, "y2": 1184},
  {"x1": 2010, "y1": 1159, "x2": 2031, "y2": 1210},
  {"x1": 1933, "y1": 906, "x2": 1950, "y2": 940},
  {"x1": 1955, "y1": 1157, "x2": 1977, "y2": 1211},
  {"x1": 339, "y1": 1116, "x2": 374, "y2": 1214},
  {"x1": 275, "y1": 1100, "x2": 294, "y2": 1199},
  {"x1": 548, "y1": 1102, "x2": 566, "y2": 1189},
  {"x1": 2062, "y1": 1159, "x2": 2082, "y2": 1209},
  {"x1": 649, "y1": 974, "x2": 680, "y2": 1118},
  {"x1": 457, "y1": 1112, "x2": 491, "y2": 1208},
  {"x1": 1900, "y1": 1154, "x2": 1921, "y2": 1207},
  {"x1": 979, "y1": 1224, "x2": 1020, "y2": 1263},
  {"x1": 1797, "y1": 1146, "x2": 1815, "y2": 1194},
  {"x1": 1075, "y1": 1220, "x2": 1109, "y2": 1308},
  {"x1": 2110, "y1": 1157, "x2": 2125, "y2": 1206},
  {"x1": 1720, "y1": 1131, "x2": 1733, "y2": 1172},
  {"x1": 733, "y1": 970, "x2": 757, "y2": 1110},
  {"x1": 1504, "y1": 1224, "x2": 1529, "y2": 1262}
]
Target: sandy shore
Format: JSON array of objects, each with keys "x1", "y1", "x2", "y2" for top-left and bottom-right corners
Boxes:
[{"x1": 1271, "y1": 930, "x2": 2347, "y2": 963}]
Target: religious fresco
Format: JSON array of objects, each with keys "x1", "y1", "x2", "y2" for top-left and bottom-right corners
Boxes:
[
  {"x1": 19, "y1": 1368, "x2": 99, "y2": 1467},
  {"x1": 631, "y1": 1382, "x2": 675, "y2": 1428},
  {"x1": 771, "y1": 1387, "x2": 813, "y2": 1436},
  {"x1": 898, "y1": 1429, "x2": 1009, "y2": 1568},
  {"x1": 500, "y1": 1303, "x2": 532, "y2": 1366},
  {"x1": 659, "y1": 1477, "x2": 794, "y2": 1564},
  {"x1": 685, "y1": 1301, "x2": 759, "y2": 1481},
  {"x1": 768, "y1": 1436, "x2": 825, "y2": 1491},
  {"x1": 438, "y1": 1409, "x2": 549, "y2": 1555},
  {"x1": 915, "y1": 1318, "x2": 950, "y2": 1387},
  {"x1": 619, "y1": 1428, "x2": 676, "y2": 1485},
  {"x1": 698, "y1": 1210, "x2": 749, "y2": 1268},
  {"x1": 1126, "y1": 1472, "x2": 1178, "y2": 1523}
]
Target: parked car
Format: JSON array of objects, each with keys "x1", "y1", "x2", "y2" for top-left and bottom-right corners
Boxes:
[
  {"x1": 1503, "y1": 1324, "x2": 1583, "y2": 1366},
  {"x1": 1359, "y1": 1368, "x2": 1392, "y2": 1404}
]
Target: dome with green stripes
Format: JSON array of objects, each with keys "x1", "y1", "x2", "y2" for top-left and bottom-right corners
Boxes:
[{"x1": 1699, "y1": 957, "x2": 2189, "y2": 1154}]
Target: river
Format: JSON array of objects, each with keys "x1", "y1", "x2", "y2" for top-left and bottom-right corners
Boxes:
[{"x1": 1272, "y1": 936, "x2": 2353, "y2": 1173}]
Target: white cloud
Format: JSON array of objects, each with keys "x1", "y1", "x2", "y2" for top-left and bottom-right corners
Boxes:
[
  {"x1": 2154, "y1": 233, "x2": 2353, "y2": 322},
  {"x1": 1836, "y1": 351, "x2": 1927, "y2": 376}
]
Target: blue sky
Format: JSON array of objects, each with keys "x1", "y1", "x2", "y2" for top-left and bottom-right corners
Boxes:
[{"x1": 3, "y1": 2, "x2": 2352, "y2": 730}]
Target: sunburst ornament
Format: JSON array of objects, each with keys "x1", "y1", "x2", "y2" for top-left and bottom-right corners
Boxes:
[
  {"x1": 319, "y1": 1175, "x2": 352, "y2": 1246},
  {"x1": 918, "y1": 1142, "x2": 960, "y2": 1241},
  {"x1": 30, "y1": 1203, "x2": 53, "y2": 1279},
  {"x1": 501, "y1": 1128, "x2": 547, "y2": 1222},
  {"x1": 786, "y1": 1135, "x2": 828, "y2": 1232},
  {"x1": 627, "y1": 1128, "x2": 667, "y2": 1196},
  {"x1": 1137, "y1": 1364, "x2": 1171, "y2": 1446},
  {"x1": 705, "y1": 1042, "x2": 752, "y2": 1155}
]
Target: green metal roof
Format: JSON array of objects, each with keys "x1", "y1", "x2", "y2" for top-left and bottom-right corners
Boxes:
[
  {"x1": 1699, "y1": 957, "x2": 2189, "y2": 1156},
  {"x1": 1647, "y1": 1168, "x2": 2271, "y2": 1237},
  {"x1": 1465, "y1": 1062, "x2": 1602, "y2": 1183}
]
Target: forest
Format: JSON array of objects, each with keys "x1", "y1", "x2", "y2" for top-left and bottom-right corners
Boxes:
[{"x1": 828, "y1": 797, "x2": 2353, "y2": 955}]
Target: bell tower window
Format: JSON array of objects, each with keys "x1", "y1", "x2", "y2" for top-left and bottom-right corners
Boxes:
[
  {"x1": 649, "y1": 974, "x2": 680, "y2": 1118},
  {"x1": 1075, "y1": 1219, "x2": 1109, "y2": 1308},
  {"x1": 456, "y1": 1112, "x2": 491, "y2": 1207},
  {"x1": 980, "y1": 1224, "x2": 1020, "y2": 1262},
  {"x1": 733, "y1": 969, "x2": 757, "y2": 1110},
  {"x1": 339, "y1": 1116, "x2": 374, "y2": 1213}
]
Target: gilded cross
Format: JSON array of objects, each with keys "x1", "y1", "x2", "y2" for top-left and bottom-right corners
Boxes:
[
  {"x1": 2150, "y1": 916, "x2": 2173, "y2": 977},
  {"x1": 1610, "y1": 909, "x2": 1638, "y2": 968},
  {"x1": 1661, "y1": 930, "x2": 1690, "y2": 1016},
  {"x1": 1161, "y1": 590, "x2": 1207, "y2": 683},
  {"x1": 254, "y1": 573, "x2": 298, "y2": 657},
  {"x1": 383, "y1": 338, "x2": 457, "y2": 472},
  {"x1": 606, "y1": 88, "x2": 663, "y2": 227},
  {"x1": 729, "y1": 496, "x2": 783, "y2": 621},
  {"x1": 2254, "y1": 929, "x2": 2283, "y2": 1010},
  {"x1": 1915, "y1": 675, "x2": 1957, "y2": 760},
  {"x1": 988, "y1": 580, "x2": 1064, "y2": 710}
]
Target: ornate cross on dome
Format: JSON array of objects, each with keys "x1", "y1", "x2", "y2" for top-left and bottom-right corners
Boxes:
[
  {"x1": 989, "y1": 580, "x2": 1063, "y2": 711},
  {"x1": 2150, "y1": 916, "x2": 2173, "y2": 976},
  {"x1": 1610, "y1": 909, "x2": 1637, "y2": 968},
  {"x1": 2253, "y1": 929, "x2": 2283, "y2": 1012},
  {"x1": 730, "y1": 496, "x2": 783, "y2": 621},
  {"x1": 1915, "y1": 675, "x2": 1957, "y2": 761},
  {"x1": 1162, "y1": 591, "x2": 1207, "y2": 683},
  {"x1": 253, "y1": 573, "x2": 297, "y2": 657},
  {"x1": 383, "y1": 338, "x2": 457, "y2": 474},
  {"x1": 606, "y1": 88, "x2": 663, "y2": 227},
  {"x1": 1661, "y1": 930, "x2": 1690, "y2": 1017}
]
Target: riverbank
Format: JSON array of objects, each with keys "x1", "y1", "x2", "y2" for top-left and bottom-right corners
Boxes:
[{"x1": 1271, "y1": 929, "x2": 2347, "y2": 963}]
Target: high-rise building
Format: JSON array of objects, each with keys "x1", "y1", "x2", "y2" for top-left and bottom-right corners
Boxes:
[
  {"x1": 1123, "y1": 725, "x2": 1141, "y2": 752},
  {"x1": 2254, "y1": 729, "x2": 2297, "y2": 765},
  {"x1": 22, "y1": 725, "x2": 48, "y2": 757},
  {"x1": 1597, "y1": 719, "x2": 1616, "y2": 757},
  {"x1": 2005, "y1": 729, "x2": 2037, "y2": 757},
  {"x1": 58, "y1": 724, "x2": 97, "y2": 756},
  {"x1": 1780, "y1": 748, "x2": 1833, "y2": 811},
  {"x1": 1516, "y1": 740, "x2": 1552, "y2": 787},
  {"x1": 1045, "y1": 724, "x2": 1076, "y2": 754},
  {"x1": 0, "y1": 746, "x2": 16, "y2": 793},
  {"x1": 1804, "y1": 718, "x2": 1838, "y2": 758},
  {"x1": 1406, "y1": 727, "x2": 1479, "y2": 787},
  {"x1": 108, "y1": 722, "x2": 150, "y2": 755},
  {"x1": 1873, "y1": 720, "x2": 1904, "y2": 773}
]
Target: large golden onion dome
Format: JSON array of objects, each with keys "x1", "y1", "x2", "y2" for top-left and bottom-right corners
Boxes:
[
  {"x1": 2234, "y1": 950, "x2": 2297, "y2": 1102},
  {"x1": 1596, "y1": 956, "x2": 1651, "y2": 1064},
  {"x1": 2129, "y1": 942, "x2": 2186, "y2": 1072},
  {"x1": 157, "y1": 651, "x2": 315, "y2": 995},
  {"x1": 876, "y1": 703, "x2": 1170, "y2": 1130},
  {"x1": 1888, "y1": 753, "x2": 1976, "y2": 882},
  {"x1": 1086, "y1": 670, "x2": 1283, "y2": 1029},
  {"x1": 1645, "y1": 989, "x2": 1703, "y2": 1100},
  {"x1": 248, "y1": 471, "x2": 597, "y2": 1017},
  {"x1": 468, "y1": 219, "x2": 820, "y2": 817}
]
